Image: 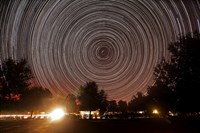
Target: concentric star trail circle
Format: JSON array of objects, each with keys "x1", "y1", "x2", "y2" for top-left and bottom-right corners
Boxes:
[{"x1": 0, "y1": 0, "x2": 200, "y2": 101}]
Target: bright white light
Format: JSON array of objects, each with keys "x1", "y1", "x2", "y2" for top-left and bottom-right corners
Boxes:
[
  {"x1": 50, "y1": 108, "x2": 65, "y2": 121},
  {"x1": 152, "y1": 109, "x2": 159, "y2": 114},
  {"x1": 138, "y1": 111, "x2": 144, "y2": 114}
]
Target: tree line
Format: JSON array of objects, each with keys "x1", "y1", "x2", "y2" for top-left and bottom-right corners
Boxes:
[
  {"x1": 66, "y1": 31, "x2": 200, "y2": 117},
  {"x1": 129, "y1": 31, "x2": 200, "y2": 115},
  {"x1": 0, "y1": 58, "x2": 52, "y2": 116},
  {"x1": 1, "y1": 31, "x2": 200, "y2": 117}
]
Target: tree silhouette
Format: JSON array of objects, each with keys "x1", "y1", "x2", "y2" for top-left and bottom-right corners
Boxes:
[
  {"x1": 77, "y1": 81, "x2": 107, "y2": 118},
  {"x1": 0, "y1": 58, "x2": 33, "y2": 111},
  {"x1": 118, "y1": 100, "x2": 127, "y2": 114},
  {"x1": 128, "y1": 92, "x2": 149, "y2": 112},
  {"x1": 97, "y1": 89, "x2": 108, "y2": 115},
  {"x1": 107, "y1": 100, "x2": 118, "y2": 112},
  {"x1": 66, "y1": 94, "x2": 77, "y2": 113},
  {"x1": 148, "y1": 31, "x2": 200, "y2": 113},
  {"x1": 0, "y1": 58, "x2": 32, "y2": 100},
  {"x1": 20, "y1": 86, "x2": 52, "y2": 117}
]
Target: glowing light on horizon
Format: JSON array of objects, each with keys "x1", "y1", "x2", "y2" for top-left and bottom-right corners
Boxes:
[
  {"x1": 152, "y1": 109, "x2": 159, "y2": 114},
  {"x1": 49, "y1": 108, "x2": 65, "y2": 121}
]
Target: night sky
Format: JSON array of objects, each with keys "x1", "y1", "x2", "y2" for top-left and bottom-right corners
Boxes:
[{"x1": 0, "y1": 0, "x2": 200, "y2": 101}]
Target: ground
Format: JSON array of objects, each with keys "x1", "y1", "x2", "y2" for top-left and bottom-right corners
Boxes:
[{"x1": 0, "y1": 117, "x2": 200, "y2": 133}]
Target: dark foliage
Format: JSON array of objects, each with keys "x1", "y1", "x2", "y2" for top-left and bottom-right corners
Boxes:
[
  {"x1": 118, "y1": 100, "x2": 128, "y2": 114},
  {"x1": 66, "y1": 94, "x2": 77, "y2": 113},
  {"x1": 107, "y1": 100, "x2": 118, "y2": 112},
  {"x1": 0, "y1": 58, "x2": 33, "y2": 111},
  {"x1": 77, "y1": 81, "x2": 107, "y2": 116},
  {"x1": 0, "y1": 58, "x2": 32, "y2": 100},
  {"x1": 20, "y1": 86, "x2": 52, "y2": 115},
  {"x1": 148, "y1": 31, "x2": 200, "y2": 113},
  {"x1": 0, "y1": 58, "x2": 53, "y2": 113},
  {"x1": 128, "y1": 92, "x2": 149, "y2": 112}
]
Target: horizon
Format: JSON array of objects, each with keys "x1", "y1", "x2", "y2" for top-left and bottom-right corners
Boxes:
[{"x1": 0, "y1": 0, "x2": 200, "y2": 102}]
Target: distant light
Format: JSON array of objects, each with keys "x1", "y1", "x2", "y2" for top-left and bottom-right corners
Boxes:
[
  {"x1": 152, "y1": 109, "x2": 159, "y2": 114},
  {"x1": 169, "y1": 111, "x2": 178, "y2": 116},
  {"x1": 50, "y1": 108, "x2": 65, "y2": 121},
  {"x1": 138, "y1": 111, "x2": 144, "y2": 114}
]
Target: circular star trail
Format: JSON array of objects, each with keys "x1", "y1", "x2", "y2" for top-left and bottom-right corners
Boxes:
[{"x1": 0, "y1": 0, "x2": 200, "y2": 101}]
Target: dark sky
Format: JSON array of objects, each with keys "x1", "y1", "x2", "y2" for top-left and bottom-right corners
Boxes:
[{"x1": 0, "y1": 0, "x2": 200, "y2": 101}]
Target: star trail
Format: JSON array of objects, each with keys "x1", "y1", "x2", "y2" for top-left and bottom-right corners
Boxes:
[{"x1": 0, "y1": 0, "x2": 200, "y2": 101}]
